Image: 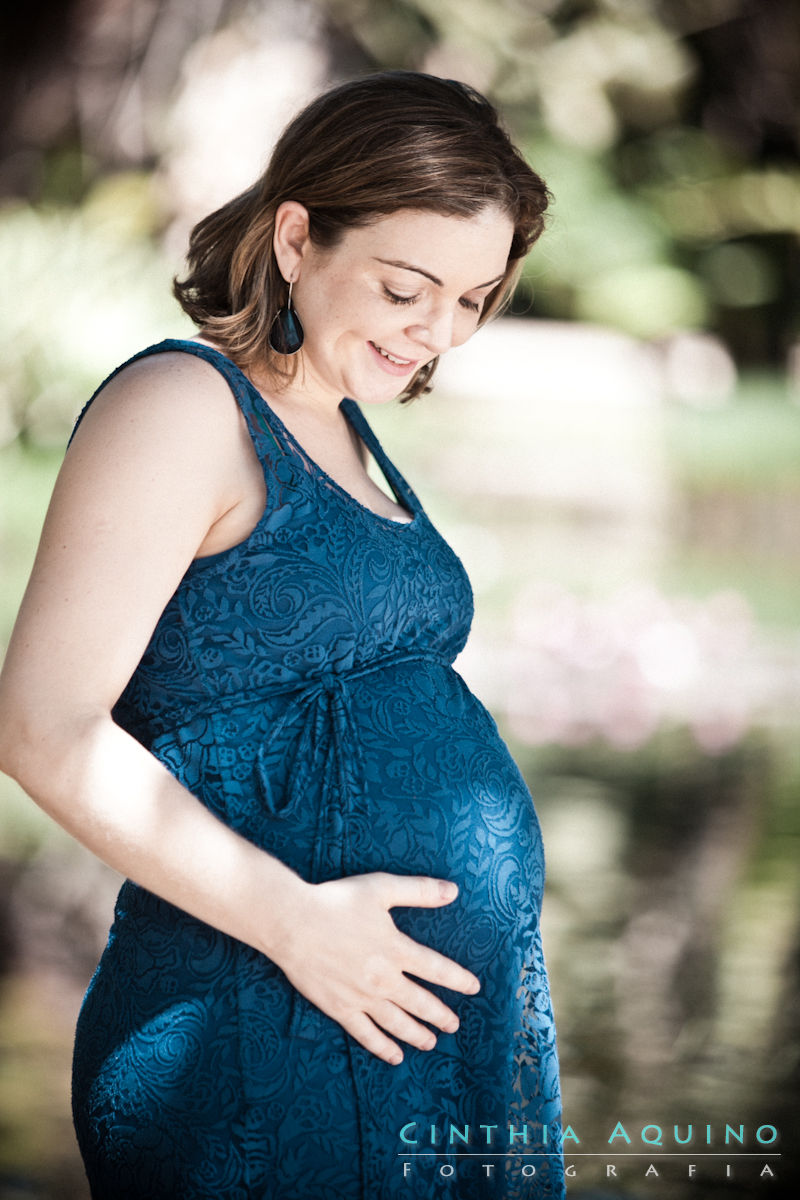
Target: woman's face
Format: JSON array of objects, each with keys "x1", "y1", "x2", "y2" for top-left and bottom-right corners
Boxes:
[{"x1": 289, "y1": 206, "x2": 515, "y2": 406}]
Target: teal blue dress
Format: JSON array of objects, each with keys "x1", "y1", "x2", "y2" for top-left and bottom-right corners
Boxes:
[{"x1": 70, "y1": 340, "x2": 565, "y2": 1198}]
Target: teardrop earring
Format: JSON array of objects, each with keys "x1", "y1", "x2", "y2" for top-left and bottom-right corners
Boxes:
[{"x1": 268, "y1": 279, "x2": 304, "y2": 355}]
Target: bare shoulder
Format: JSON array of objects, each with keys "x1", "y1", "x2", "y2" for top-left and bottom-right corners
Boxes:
[
  {"x1": 64, "y1": 347, "x2": 257, "y2": 515},
  {"x1": 70, "y1": 348, "x2": 242, "y2": 451}
]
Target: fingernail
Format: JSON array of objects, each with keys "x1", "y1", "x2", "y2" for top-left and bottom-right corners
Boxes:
[
  {"x1": 389, "y1": 1052, "x2": 403, "y2": 1066},
  {"x1": 439, "y1": 881, "x2": 458, "y2": 900}
]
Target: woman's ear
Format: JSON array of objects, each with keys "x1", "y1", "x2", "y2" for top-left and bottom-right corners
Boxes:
[{"x1": 273, "y1": 201, "x2": 311, "y2": 284}]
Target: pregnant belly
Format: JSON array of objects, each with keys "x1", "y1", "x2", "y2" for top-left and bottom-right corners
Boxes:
[
  {"x1": 152, "y1": 660, "x2": 546, "y2": 980},
  {"x1": 344, "y1": 664, "x2": 546, "y2": 977},
  {"x1": 127, "y1": 661, "x2": 548, "y2": 1057}
]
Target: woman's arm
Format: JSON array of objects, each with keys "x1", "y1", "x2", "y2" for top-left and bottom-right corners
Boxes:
[{"x1": 0, "y1": 352, "x2": 479, "y2": 1063}]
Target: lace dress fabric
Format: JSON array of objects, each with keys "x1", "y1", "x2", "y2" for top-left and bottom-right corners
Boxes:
[{"x1": 70, "y1": 339, "x2": 565, "y2": 1199}]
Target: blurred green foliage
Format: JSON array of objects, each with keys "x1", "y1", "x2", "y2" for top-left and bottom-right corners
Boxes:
[
  {"x1": 1, "y1": 0, "x2": 798, "y2": 445},
  {"x1": 664, "y1": 374, "x2": 800, "y2": 493},
  {"x1": 0, "y1": 174, "x2": 192, "y2": 446}
]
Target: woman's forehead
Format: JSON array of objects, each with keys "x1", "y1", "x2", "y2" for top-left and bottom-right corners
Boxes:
[{"x1": 335, "y1": 207, "x2": 515, "y2": 281}]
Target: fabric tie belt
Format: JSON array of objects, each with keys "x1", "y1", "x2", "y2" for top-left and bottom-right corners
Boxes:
[
  {"x1": 249, "y1": 649, "x2": 453, "y2": 1200},
  {"x1": 225, "y1": 647, "x2": 452, "y2": 1041}
]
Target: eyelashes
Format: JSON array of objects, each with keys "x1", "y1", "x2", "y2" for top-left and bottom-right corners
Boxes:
[
  {"x1": 383, "y1": 287, "x2": 417, "y2": 306},
  {"x1": 382, "y1": 286, "x2": 481, "y2": 313}
]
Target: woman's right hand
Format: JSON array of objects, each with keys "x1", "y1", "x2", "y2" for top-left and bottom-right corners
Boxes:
[{"x1": 271, "y1": 871, "x2": 481, "y2": 1064}]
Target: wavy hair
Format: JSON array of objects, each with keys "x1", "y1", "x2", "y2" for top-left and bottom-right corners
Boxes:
[{"x1": 174, "y1": 70, "x2": 550, "y2": 401}]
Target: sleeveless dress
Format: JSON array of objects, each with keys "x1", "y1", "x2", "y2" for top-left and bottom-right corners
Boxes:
[{"x1": 70, "y1": 339, "x2": 565, "y2": 1200}]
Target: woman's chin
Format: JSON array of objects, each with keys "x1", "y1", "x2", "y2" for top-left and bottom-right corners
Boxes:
[{"x1": 343, "y1": 376, "x2": 410, "y2": 405}]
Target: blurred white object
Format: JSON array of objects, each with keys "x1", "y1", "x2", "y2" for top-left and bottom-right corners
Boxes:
[
  {"x1": 160, "y1": 3, "x2": 329, "y2": 254},
  {"x1": 658, "y1": 330, "x2": 738, "y2": 408},
  {"x1": 434, "y1": 317, "x2": 669, "y2": 520}
]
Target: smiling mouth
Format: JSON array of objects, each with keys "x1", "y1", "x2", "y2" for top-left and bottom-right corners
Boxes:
[{"x1": 370, "y1": 341, "x2": 418, "y2": 367}]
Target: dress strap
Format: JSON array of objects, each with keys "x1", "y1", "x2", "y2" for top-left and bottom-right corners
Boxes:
[
  {"x1": 67, "y1": 339, "x2": 285, "y2": 462},
  {"x1": 341, "y1": 397, "x2": 423, "y2": 515}
]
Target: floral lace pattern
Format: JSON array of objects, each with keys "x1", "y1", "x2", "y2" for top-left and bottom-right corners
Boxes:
[{"x1": 70, "y1": 339, "x2": 565, "y2": 1198}]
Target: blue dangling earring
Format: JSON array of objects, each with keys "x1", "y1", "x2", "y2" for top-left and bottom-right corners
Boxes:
[{"x1": 268, "y1": 279, "x2": 304, "y2": 355}]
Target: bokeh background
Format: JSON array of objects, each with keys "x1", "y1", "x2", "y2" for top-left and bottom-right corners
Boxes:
[{"x1": 1, "y1": 1, "x2": 799, "y2": 1197}]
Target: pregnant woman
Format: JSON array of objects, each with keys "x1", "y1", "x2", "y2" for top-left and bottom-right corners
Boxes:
[{"x1": 0, "y1": 71, "x2": 565, "y2": 1198}]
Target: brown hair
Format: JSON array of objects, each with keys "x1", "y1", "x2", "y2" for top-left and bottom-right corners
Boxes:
[{"x1": 174, "y1": 70, "x2": 550, "y2": 401}]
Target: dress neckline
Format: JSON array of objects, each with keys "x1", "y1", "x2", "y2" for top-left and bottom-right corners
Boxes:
[
  {"x1": 270, "y1": 396, "x2": 417, "y2": 528},
  {"x1": 183, "y1": 339, "x2": 421, "y2": 532}
]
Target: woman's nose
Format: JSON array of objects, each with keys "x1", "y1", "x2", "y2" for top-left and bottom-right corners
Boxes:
[{"x1": 408, "y1": 310, "x2": 455, "y2": 355}]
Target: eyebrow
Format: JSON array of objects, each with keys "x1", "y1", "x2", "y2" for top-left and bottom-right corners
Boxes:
[{"x1": 374, "y1": 258, "x2": 505, "y2": 290}]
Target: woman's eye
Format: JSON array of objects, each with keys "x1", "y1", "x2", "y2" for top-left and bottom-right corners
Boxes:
[
  {"x1": 460, "y1": 297, "x2": 481, "y2": 313},
  {"x1": 383, "y1": 287, "x2": 418, "y2": 306}
]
